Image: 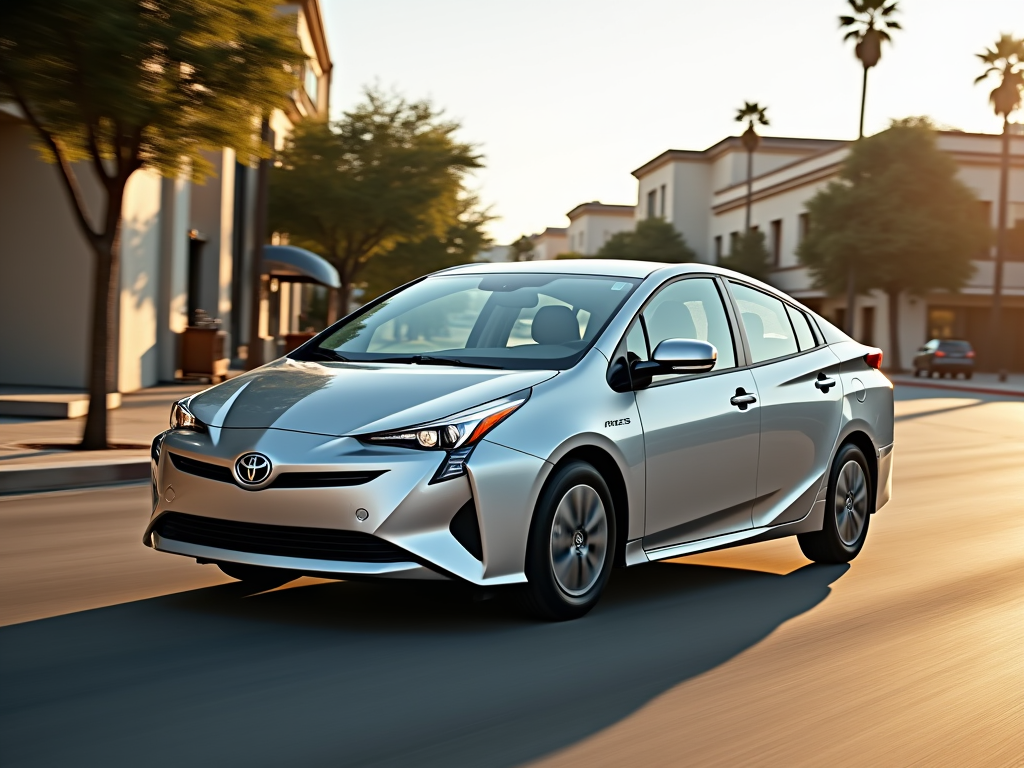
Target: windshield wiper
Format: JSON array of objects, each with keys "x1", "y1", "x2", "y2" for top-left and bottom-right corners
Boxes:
[
  {"x1": 370, "y1": 355, "x2": 501, "y2": 369},
  {"x1": 294, "y1": 347, "x2": 350, "y2": 362}
]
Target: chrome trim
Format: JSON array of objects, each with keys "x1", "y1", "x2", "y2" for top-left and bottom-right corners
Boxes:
[
  {"x1": 878, "y1": 443, "x2": 894, "y2": 459},
  {"x1": 624, "y1": 539, "x2": 649, "y2": 566},
  {"x1": 645, "y1": 525, "x2": 780, "y2": 561},
  {"x1": 152, "y1": 533, "x2": 447, "y2": 580}
]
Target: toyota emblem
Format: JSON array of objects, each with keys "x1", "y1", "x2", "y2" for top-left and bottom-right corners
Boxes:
[{"x1": 235, "y1": 452, "x2": 272, "y2": 486}]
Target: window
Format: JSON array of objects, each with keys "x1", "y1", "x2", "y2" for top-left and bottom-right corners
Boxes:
[
  {"x1": 729, "y1": 231, "x2": 740, "y2": 253},
  {"x1": 770, "y1": 219, "x2": 782, "y2": 267},
  {"x1": 647, "y1": 189, "x2": 657, "y2": 219},
  {"x1": 714, "y1": 235, "x2": 723, "y2": 263},
  {"x1": 659, "y1": 184, "x2": 666, "y2": 218},
  {"x1": 310, "y1": 273, "x2": 640, "y2": 370},
  {"x1": 303, "y1": 61, "x2": 319, "y2": 107},
  {"x1": 730, "y1": 282, "x2": 799, "y2": 363},
  {"x1": 798, "y1": 212, "x2": 810, "y2": 244},
  {"x1": 785, "y1": 304, "x2": 816, "y2": 351},
  {"x1": 637, "y1": 278, "x2": 737, "y2": 380}
]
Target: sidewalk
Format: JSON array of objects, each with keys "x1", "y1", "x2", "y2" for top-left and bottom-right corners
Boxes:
[
  {"x1": 888, "y1": 371, "x2": 1024, "y2": 398},
  {"x1": 0, "y1": 382, "x2": 201, "y2": 494}
]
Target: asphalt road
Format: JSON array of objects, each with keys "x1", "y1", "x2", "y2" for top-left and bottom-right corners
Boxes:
[{"x1": 1, "y1": 385, "x2": 1022, "y2": 767}]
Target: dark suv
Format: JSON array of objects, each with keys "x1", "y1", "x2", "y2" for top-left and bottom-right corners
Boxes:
[{"x1": 912, "y1": 339, "x2": 975, "y2": 379}]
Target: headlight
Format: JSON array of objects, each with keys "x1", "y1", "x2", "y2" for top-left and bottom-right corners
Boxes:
[
  {"x1": 362, "y1": 391, "x2": 530, "y2": 482},
  {"x1": 169, "y1": 398, "x2": 205, "y2": 431}
]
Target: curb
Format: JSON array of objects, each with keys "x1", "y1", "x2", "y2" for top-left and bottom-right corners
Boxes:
[
  {"x1": 892, "y1": 378, "x2": 1024, "y2": 399},
  {"x1": 0, "y1": 459, "x2": 150, "y2": 496}
]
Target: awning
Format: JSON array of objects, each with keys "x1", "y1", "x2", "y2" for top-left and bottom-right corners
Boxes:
[{"x1": 261, "y1": 245, "x2": 340, "y2": 289}]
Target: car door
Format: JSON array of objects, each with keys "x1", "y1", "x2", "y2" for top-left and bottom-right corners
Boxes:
[
  {"x1": 631, "y1": 276, "x2": 761, "y2": 551},
  {"x1": 728, "y1": 282, "x2": 843, "y2": 528}
]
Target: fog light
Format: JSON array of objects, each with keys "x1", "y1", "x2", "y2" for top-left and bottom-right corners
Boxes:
[{"x1": 355, "y1": 508, "x2": 369, "y2": 522}]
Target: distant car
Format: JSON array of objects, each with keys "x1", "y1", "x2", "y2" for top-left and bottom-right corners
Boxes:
[
  {"x1": 912, "y1": 339, "x2": 975, "y2": 379},
  {"x1": 146, "y1": 261, "x2": 895, "y2": 621}
]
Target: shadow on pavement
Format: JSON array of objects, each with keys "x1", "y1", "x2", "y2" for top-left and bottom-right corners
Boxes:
[{"x1": 0, "y1": 560, "x2": 846, "y2": 768}]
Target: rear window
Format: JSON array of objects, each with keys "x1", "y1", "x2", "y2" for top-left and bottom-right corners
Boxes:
[{"x1": 937, "y1": 340, "x2": 972, "y2": 352}]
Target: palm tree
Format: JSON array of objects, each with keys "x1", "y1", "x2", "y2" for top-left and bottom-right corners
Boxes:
[
  {"x1": 975, "y1": 34, "x2": 1024, "y2": 379},
  {"x1": 840, "y1": 1, "x2": 901, "y2": 139},
  {"x1": 838, "y1": 0, "x2": 900, "y2": 338},
  {"x1": 735, "y1": 102, "x2": 769, "y2": 232}
]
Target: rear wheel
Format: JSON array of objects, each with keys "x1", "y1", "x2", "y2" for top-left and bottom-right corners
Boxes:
[
  {"x1": 798, "y1": 444, "x2": 872, "y2": 564},
  {"x1": 217, "y1": 561, "x2": 298, "y2": 590},
  {"x1": 522, "y1": 461, "x2": 616, "y2": 621}
]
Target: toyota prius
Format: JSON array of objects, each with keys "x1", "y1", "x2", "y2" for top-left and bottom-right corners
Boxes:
[{"x1": 146, "y1": 260, "x2": 894, "y2": 620}]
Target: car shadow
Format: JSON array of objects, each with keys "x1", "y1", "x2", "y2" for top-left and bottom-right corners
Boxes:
[{"x1": 0, "y1": 560, "x2": 847, "y2": 768}]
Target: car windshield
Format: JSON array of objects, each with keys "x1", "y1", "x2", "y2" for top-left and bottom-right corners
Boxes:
[{"x1": 299, "y1": 273, "x2": 641, "y2": 370}]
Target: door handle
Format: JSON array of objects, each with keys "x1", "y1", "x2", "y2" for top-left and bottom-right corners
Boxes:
[
  {"x1": 730, "y1": 388, "x2": 757, "y2": 410},
  {"x1": 815, "y1": 373, "x2": 837, "y2": 392}
]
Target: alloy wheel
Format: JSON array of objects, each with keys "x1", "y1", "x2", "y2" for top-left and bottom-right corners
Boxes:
[
  {"x1": 834, "y1": 459, "x2": 868, "y2": 546},
  {"x1": 549, "y1": 484, "x2": 608, "y2": 596}
]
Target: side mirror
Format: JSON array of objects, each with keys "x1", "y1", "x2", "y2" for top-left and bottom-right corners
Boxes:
[{"x1": 652, "y1": 338, "x2": 718, "y2": 373}]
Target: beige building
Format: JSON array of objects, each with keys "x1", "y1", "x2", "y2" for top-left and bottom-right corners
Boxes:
[
  {"x1": 0, "y1": 0, "x2": 333, "y2": 393},
  {"x1": 565, "y1": 201, "x2": 636, "y2": 255},
  {"x1": 529, "y1": 227, "x2": 569, "y2": 260}
]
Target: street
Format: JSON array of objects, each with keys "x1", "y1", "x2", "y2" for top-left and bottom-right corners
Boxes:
[{"x1": 1, "y1": 384, "x2": 1022, "y2": 767}]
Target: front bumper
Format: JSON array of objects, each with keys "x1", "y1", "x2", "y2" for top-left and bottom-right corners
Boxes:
[{"x1": 147, "y1": 427, "x2": 549, "y2": 586}]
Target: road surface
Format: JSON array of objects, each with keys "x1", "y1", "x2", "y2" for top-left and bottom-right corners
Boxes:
[{"x1": 1, "y1": 385, "x2": 1022, "y2": 767}]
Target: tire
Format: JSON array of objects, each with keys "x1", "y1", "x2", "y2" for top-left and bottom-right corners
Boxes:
[
  {"x1": 522, "y1": 461, "x2": 616, "y2": 621},
  {"x1": 798, "y1": 443, "x2": 872, "y2": 564},
  {"x1": 217, "y1": 561, "x2": 298, "y2": 590}
]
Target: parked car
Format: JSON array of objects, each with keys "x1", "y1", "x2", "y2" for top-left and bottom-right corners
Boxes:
[
  {"x1": 912, "y1": 339, "x2": 975, "y2": 379},
  {"x1": 146, "y1": 261, "x2": 895, "y2": 621}
]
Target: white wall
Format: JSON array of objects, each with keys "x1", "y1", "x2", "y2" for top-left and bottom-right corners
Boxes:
[
  {"x1": 567, "y1": 211, "x2": 634, "y2": 256},
  {"x1": 189, "y1": 149, "x2": 236, "y2": 349},
  {"x1": 157, "y1": 175, "x2": 191, "y2": 382}
]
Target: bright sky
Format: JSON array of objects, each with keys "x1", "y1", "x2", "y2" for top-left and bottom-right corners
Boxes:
[{"x1": 321, "y1": 0, "x2": 1022, "y2": 244}]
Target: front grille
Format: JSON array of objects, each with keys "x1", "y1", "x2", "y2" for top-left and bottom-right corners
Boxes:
[
  {"x1": 168, "y1": 453, "x2": 387, "y2": 489},
  {"x1": 169, "y1": 453, "x2": 234, "y2": 483},
  {"x1": 153, "y1": 512, "x2": 413, "y2": 563}
]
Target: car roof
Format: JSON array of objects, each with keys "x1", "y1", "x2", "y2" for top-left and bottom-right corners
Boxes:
[{"x1": 439, "y1": 259, "x2": 737, "y2": 280}]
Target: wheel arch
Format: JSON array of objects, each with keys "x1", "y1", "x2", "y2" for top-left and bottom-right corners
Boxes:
[
  {"x1": 834, "y1": 430, "x2": 878, "y2": 513},
  {"x1": 546, "y1": 445, "x2": 631, "y2": 568}
]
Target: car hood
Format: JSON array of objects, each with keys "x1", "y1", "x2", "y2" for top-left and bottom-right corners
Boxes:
[{"x1": 187, "y1": 358, "x2": 558, "y2": 436}]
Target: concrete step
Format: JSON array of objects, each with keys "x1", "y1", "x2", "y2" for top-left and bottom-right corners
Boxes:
[{"x1": 0, "y1": 392, "x2": 122, "y2": 419}]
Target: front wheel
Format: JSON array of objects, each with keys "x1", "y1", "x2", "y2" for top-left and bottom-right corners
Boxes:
[
  {"x1": 522, "y1": 461, "x2": 616, "y2": 621},
  {"x1": 798, "y1": 444, "x2": 872, "y2": 564},
  {"x1": 217, "y1": 561, "x2": 298, "y2": 590}
]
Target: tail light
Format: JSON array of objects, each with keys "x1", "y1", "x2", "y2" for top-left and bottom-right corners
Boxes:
[
  {"x1": 864, "y1": 350, "x2": 883, "y2": 370},
  {"x1": 933, "y1": 350, "x2": 946, "y2": 358},
  {"x1": 967, "y1": 350, "x2": 976, "y2": 358}
]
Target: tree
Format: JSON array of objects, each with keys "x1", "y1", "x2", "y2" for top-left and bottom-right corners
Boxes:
[
  {"x1": 974, "y1": 34, "x2": 1024, "y2": 378},
  {"x1": 798, "y1": 118, "x2": 989, "y2": 371},
  {"x1": 735, "y1": 102, "x2": 769, "y2": 232},
  {"x1": 358, "y1": 197, "x2": 492, "y2": 302},
  {"x1": 720, "y1": 229, "x2": 772, "y2": 282},
  {"x1": 0, "y1": 0, "x2": 300, "y2": 449},
  {"x1": 270, "y1": 88, "x2": 482, "y2": 320},
  {"x1": 840, "y1": 0, "x2": 901, "y2": 140},
  {"x1": 509, "y1": 235, "x2": 536, "y2": 262},
  {"x1": 595, "y1": 218, "x2": 697, "y2": 262}
]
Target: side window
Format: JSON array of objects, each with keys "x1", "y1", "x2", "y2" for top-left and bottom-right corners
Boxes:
[
  {"x1": 640, "y1": 278, "x2": 737, "y2": 376},
  {"x1": 624, "y1": 320, "x2": 647, "y2": 362},
  {"x1": 786, "y1": 304, "x2": 816, "y2": 351},
  {"x1": 730, "y1": 282, "x2": 799, "y2": 363}
]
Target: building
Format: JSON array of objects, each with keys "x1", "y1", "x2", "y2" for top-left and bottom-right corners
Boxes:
[
  {"x1": 629, "y1": 130, "x2": 1024, "y2": 370},
  {"x1": 0, "y1": 0, "x2": 333, "y2": 393},
  {"x1": 530, "y1": 227, "x2": 569, "y2": 260},
  {"x1": 565, "y1": 201, "x2": 635, "y2": 255}
]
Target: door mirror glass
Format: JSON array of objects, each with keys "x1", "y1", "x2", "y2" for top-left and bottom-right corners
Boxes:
[{"x1": 652, "y1": 338, "x2": 718, "y2": 373}]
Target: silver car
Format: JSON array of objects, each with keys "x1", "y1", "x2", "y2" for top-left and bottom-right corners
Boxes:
[{"x1": 146, "y1": 260, "x2": 894, "y2": 620}]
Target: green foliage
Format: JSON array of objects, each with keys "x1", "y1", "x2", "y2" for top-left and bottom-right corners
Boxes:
[
  {"x1": 839, "y1": 0, "x2": 901, "y2": 68},
  {"x1": 0, "y1": 0, "x2": 300, "y2": 189},
  {"x1": 509, "y1": 235, "x2": 536, "y2": 262},
  {"x1": 720, "y1": 230, "x2": 772, "y2": 281},
  {"x1": 735, "y1": 102, "x2": 769, "y2": 129},
  {"x1": 595, "y1": 218, "x2": 696, "y2": 263},
  {"x1": 798, "y1": 117, "x2": 988, "y2": 298},
  {"x1": 358, "y1": 199, "x2": 492, "y2": 302},
  {"x1": 555, "y1": 251, "x2": 587, "y2": 260},
  {"x1": 974, "y1": 34, "x2": 1024, "y2": 120},
  {"x1": 269, "y1": 88, "x2": 483, "y2": 304}
]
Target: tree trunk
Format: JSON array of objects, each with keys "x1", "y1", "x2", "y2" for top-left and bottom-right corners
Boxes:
[
  {"x1": 858, "y1": 64, "x2": 869, "y2": 139},
  {"x1": 845, "y1": 262, "x2": 857, "y2": 337},
  {"x1": 246, "y1": 119, "x2": 273, "y2": 371},
  {"x1": 326, "y1": 287, "x2": 341, "y2": 325},
  {"x1": 989, "y1": 119, "x2": 1009, "y2": 378},
  {"x1": 337, "y1": 281, "x2": 351, "y2": 320},
  {"x1": 80, "y1": 227, "x2": 121, "y2": 450},
  {"x1": 887, "y1": 288, "x2": 903, "y2": 373},
  {"x1": 745, "y1": 149, "x2": 753, "y2": 232}
]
